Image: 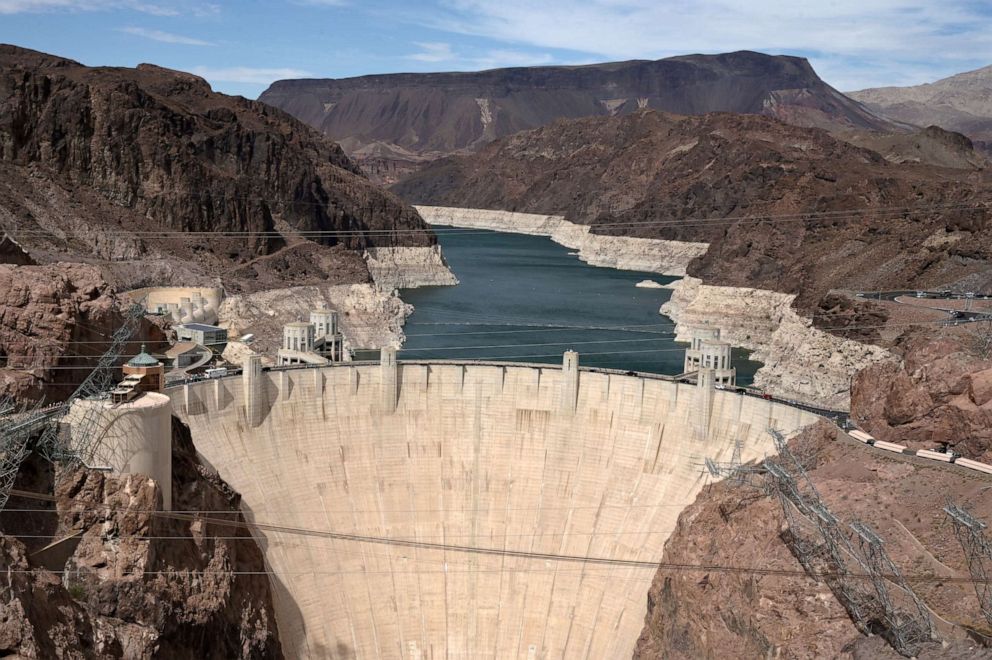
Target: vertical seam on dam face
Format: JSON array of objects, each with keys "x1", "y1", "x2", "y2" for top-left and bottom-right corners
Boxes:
[{"x1": 172, "y1": 362, "x2": 819, "y2": 659}]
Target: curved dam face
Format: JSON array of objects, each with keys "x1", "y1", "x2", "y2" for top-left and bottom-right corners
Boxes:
[{"x1": 172, "y1": 361, "x2": 818, "y2": 658}]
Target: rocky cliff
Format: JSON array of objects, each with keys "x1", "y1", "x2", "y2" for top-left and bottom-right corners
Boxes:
[
  {"x1": 852, "y1": 330, "x2": 992, "y2": 459},
  {"x1": 0, "y1": 263, "x2": 167, "y2": 401},
  {"x1": 395, "y1": 110, "x2": 992, "y2": 312},
  {"x1": 260, "y1": 51, "x2": 896, "y2": 179},
  {"x1": 662, "y1": 276, "x2": 893, "y2": 409},
  {"x1": 217, "y1": 281, "x2": 414, "y2": 356},
  {"x1": 363, "y1": 245, "x2": 459, "y2": 290},
  {"x1": 0, "y1": 44, "x2": 443, "y2": 294},
  {"x1": 634, "y1": 421, "x2": 992, "y2": 659},
  {"x1": 0, "y1": 419, "x2": 282, "y2": 658}
]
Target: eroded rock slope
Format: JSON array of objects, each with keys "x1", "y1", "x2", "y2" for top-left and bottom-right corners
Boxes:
[
  {"x1": 634, "y1": 420, "x2": 992, "y2": 659},
  {"x1": 396, "y1": 110, "x2": 992, "y2": 311},
  {"x1": 0, "y1": 44, "x2": 435, "y2": 293},
  {"x1": 0, "y1": 420, "x2": 282, "y2": 658}
]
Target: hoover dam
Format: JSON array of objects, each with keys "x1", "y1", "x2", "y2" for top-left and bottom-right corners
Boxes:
[{"x1": 171, "y1": 354, "x2": 819, "y2": 658}]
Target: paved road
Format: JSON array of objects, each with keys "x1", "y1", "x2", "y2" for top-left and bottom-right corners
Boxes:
[{"x1": 857, "y1": 289, "x2": 992, "y2": 323}]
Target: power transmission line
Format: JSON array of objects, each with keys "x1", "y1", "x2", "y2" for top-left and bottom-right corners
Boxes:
[
  {"x1": 7, "y1": 488, "x2": 992, "y2": 586},
  {"x1": 4, "y1": 199, "x2": 987, "y2": 238}
]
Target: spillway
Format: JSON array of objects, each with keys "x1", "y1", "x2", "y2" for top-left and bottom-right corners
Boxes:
[{"x1": 172, "y1": 359, "x2": 818, "y2": 658}]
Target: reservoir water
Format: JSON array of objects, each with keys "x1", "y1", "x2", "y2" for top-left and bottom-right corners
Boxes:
[{"x1": 399, "y1": 227, "x2": 761, "y2": 383}]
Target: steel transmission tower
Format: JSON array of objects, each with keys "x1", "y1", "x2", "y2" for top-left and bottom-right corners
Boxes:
[
  {"x1": 0, "y1": 301, "x2": 148, "y2": 510},
  {"x1": 944, "y1": 503, "x2": 992, "y2": 626},
  {"x1": 764, "y1": 430, "x2": 935, "y2": 656}
]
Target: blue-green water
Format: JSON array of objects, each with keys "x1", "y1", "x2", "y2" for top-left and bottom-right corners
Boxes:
[{"x1": 399, "y1": 228, "x2": 761, "y2": 383}]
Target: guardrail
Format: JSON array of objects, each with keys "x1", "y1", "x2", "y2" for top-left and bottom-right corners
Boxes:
[
  {"x1": 166, "y1": 357, "x2": 992, "y2": 478},
  {"x1": 164, "y1": 357, "x2": 850, "y2": 417},
  {"x1": 844, "y1": 427, "x2": 992, "y2": 477}
]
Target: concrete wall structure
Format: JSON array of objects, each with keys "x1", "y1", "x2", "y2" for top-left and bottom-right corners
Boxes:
[
  {"x1": 126, "y1": 286, "x2": 223, "y2": 325},
  {"x1": 683, "y1": 327, "x2": 735, "y2": 387},
  {"x1": 172, "y1": 360, "x2": 818, "y2": 659},
  {"x1": 283, "y1": 322, "x2": 316, "y2": 353},
  {"x1": 683, "y1": 326, "x2": 722, "y2": 372},
  {"x1": 67, "y1": 392, "x2": 173, "y2": 509},
  {"x1": 310, "y1": 308, "x2": 339, "y2": 339}
]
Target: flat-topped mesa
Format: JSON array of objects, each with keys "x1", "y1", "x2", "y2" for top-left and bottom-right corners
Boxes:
[
  {"x1": 172, "y1": 355, "x2": 818, "y2": 658},
  {"x1": 260, "y1": 50, "x2": 898, "y2": 168}
]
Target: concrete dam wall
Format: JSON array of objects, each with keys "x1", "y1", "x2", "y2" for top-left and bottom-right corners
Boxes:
[{"x1": 172, "y1": 360, "x2": 818, "y2": 659}]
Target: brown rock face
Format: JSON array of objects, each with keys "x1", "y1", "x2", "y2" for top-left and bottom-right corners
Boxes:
[
  {"x1": 634, "y1": 421, "x2": 992, "y2": 659},
  {"x1": 838, "y1": 125, "x2": 988, "y2": 169},
  {"x1": 394, "y1": 110, "x2": 992, "y2": 310},
  {"x1": 0, "y1": 262, "x2": 166, "y2": 401},
  {"x1": 0, "y1": 419, "x2": 282, "y2": 658},
  {"x1": 0, "y1": 44, "x2": 432, "y2": 293},
  {"x1": 851, "y1": 332, "x2": 992, "y2": 459}
]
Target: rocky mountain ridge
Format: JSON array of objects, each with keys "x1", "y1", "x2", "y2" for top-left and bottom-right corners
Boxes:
[
  {"x1": 260, "y1": 51, "x2": 898, "y2": 181},
  {"x1": 850, "y1": 64, "x2": 992, "y2": 156},
  {"x1": 0, "y1": 44, "x2": 435, "y2": 293}
]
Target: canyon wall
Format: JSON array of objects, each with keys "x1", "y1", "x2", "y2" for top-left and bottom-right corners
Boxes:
[
  {"x1": 634, "y1": 421, "x2": 992, "y2": 659},
  {"x1": 416, "y1": 206, "x2": 708, "y2": 276},
  {"x1": 662, "y1": 276, "x2": 894, "y2": 409},
  {"x1": 363, "y1": 245, "x2": 459, "y2": 290},
  {"x1": 0, "y1": 422, "x2": 283, "y2": 658},
  {"x1": 218, "y1": 282, "x2": 413, "y2": 358},
  {"x1": 0, "y1": 263, "x2": 168, "y2": 401}
]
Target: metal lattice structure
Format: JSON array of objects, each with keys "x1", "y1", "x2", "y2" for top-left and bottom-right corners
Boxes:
[
  {"x1": 0, "y1": 302, "x2": 148, "y2": 511},
  {"x1": 39, "y1": 301, "x2": 148, "y2": 466},
  {"x1": 849, "y1": 520, "x2": 935, "y2": 656},
  {"x1": 764, "y1": 431, "x2": 935, "y2": 657},
  {"x1": 764, "y1": 460, "x2": 875, "y2": 632},
  {"x1": 944, "y1": 504, "x2": 992, "y2": 626},
  {"x1": 704, "y1": 438, "x2": 765, "y2": 487},
  {"x1": 0, "y1": 397, "x2": 59, "y2": 510}
]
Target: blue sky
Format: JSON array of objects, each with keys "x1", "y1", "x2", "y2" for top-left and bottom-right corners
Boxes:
[{"x1": 1, "y1": 0, "x2": 990, "y2": 98}]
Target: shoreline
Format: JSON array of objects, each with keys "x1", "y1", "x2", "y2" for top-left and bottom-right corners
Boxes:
[
  {"x1": 415, "y1": 205, "x2": 708, "y2": 276},
  {"x1": 413, "y1": 205, "x2": 894, "y2": 410},
  {"x1": 661, "y1": 276, "x2": 894, "y2": 410}
]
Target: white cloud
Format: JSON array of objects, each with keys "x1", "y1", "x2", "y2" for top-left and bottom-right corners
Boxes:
[
  {"x1": 420, "y1": 0, "x2": 992, "y2": 89},
  {"x1": 190, "y1": 65, "x2": 313, "y2": 84},
  {"x1": 405, "y1": 41, "x2": 555, "y2": 70},
  {"x1": 0, "y1": 0, "x2": 193, "y2": 15},
  {"x1": 472, "y1": 49, "x2": 555, "y2": 70},
  {"x1": 119, "y1": 26, "x2": 212, "y2": 45},
  {"x1": 129, "y1": 2, "x2": 177, "y2": 16},
  {"x1": 406, "y1": 41, "x2": 455, "y2": 62}
]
